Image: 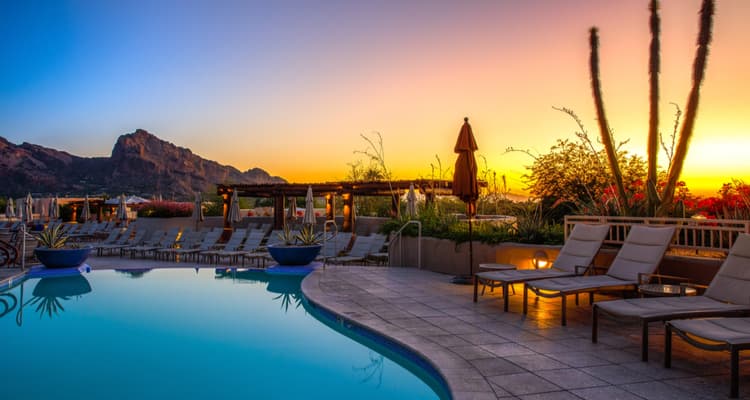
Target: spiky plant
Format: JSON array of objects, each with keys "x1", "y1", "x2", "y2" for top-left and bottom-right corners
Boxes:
[
  {"x1": 296, "y1": 225, "x2": 322, "y2": 246},
  {"x1": 277, "y1": 225, "x2": 296, "y2": 246},
  {"x1": 34, "y1": 224, "x2": 69, "y2": 249}
]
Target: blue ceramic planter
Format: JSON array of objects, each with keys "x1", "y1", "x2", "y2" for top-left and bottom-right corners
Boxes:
[
  {"x1": 267, "y1": 244, "x2": 322, "y2": 266},
  {"x1": 34, "y1": 247, "x2": 92, "y2": 269}
]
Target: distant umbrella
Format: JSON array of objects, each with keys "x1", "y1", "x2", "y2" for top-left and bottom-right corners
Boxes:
[
  {"x1": 24, "y1": 193, "x2": 34, "y2": 223},
  {"x1": 451, "y1": 117, "x2": 479, "y2": 285},
  {"x1": 49, "y1": 196, "x2": 60, "y2": 220},
  {"x1": 81, "y1": 195, "x2": 91, "y2": 222},
  {"x1": 303, "y1": 186, "x2": 316, "y2": 226},
  {"x1": 116, "y1": 194, "x2": 128, "y2": 222},
  {"x1": 286, "y1": 197, "x2": 297, "y2": 226},
  {"x1": 193, "y1": 191, "x2": 204, "y2": 230},
  {"x1": 407, "y1": 183, "x2": 418, "y2": 218},
  {"x1": 6, "y1": 197, "x2": 15, "y2": 220},
  {"x1": 228, "y1": 190, "x2": 241, "y2": 225},
  {"x1": 16, "y1": 198, "x2": 23, "y2": 221}
]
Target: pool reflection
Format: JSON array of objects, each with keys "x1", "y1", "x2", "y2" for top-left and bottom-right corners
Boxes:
[{"x1": 213, "y1": 268, "x2": 304, "y2": 312}]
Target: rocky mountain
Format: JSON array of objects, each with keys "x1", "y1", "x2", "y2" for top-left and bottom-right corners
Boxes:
[{"x1": 0, "y1": 129, "x2": 285, "y2": 199}]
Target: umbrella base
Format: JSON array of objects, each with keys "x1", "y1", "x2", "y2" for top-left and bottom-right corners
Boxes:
[{"x1": 451, "y1": 274, "x2": 474, "y2": 285}]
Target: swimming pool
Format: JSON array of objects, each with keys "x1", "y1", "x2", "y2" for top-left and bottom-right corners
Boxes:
[{"x1": 0, "y1": 268, "x2": 447, "y2": 399}]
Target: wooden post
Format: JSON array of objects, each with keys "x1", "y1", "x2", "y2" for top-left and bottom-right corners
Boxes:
[
  {"x1": 325, "y1": 194, "x2": 335, "y2": 221},
  {"x1": 273, "y1": 194, "x2": 285, "y2": 229},
  {"x1": 342, "y1": 193, "x2": 354, "y2": 232},
  {"x1": 71, "y1": 205, "x2": 78, "y2": 223}
]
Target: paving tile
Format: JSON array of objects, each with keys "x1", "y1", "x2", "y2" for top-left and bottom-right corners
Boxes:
[
  {"x1": 535, "y1": 369, "x2": 608, "y2": 390},
  {"x1": 487, "y1": 372, "x2": 560, "y2": 396},
  {"x1": 518, "y1": 391, "x2": 582, "y2": 400},
  {"x1": 504, "y1": 354, "x2": 569, "y2": 371},
  {"x1": 572, "y1": 386, "x2": 644, "y2": 400},
  {"x1": 580, "y1": 364, "x2": 652, "y2": 385},
  {"x1": 481, "y1": 342, "x2": 536, "y2": 357},
  {"x1": 620, "y1": 381, "x2": 705, "y2": 400},
  {"x1": 545, "y1": 352, "x2": 610, "y2": 368},
  {"x1": 470, "y1": 357, "x2": 525, "y2": 376},
  {"x1": 451, "y1": 345, "x2": 498, "y2": 361}
]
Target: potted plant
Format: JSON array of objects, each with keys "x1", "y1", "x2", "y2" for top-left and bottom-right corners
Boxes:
[
  {"x1": 33, "y1": 225, "x2": 92, "y2": 269},
  {"x1": 267, "y1": 225, "x2": 323, "y2": 266}
]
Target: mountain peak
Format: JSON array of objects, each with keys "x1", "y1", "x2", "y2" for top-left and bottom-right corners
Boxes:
[{"x1": 0, "y1": 130, "x2": 285, "y2": 198}]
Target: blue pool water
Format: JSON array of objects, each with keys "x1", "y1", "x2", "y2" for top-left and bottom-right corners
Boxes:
[{"x1": 0, "y1": 268, "x2": 447, "y2": 399}]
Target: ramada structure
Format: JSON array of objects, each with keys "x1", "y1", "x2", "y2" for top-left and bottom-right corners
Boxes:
[{"x1": 216, "y1": 179, "x2": 475, "y2": 232}]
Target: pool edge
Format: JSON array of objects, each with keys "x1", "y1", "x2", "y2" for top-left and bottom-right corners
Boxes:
[{"x1": 301, "y1": 268, "x2": 455, "y2": 400}]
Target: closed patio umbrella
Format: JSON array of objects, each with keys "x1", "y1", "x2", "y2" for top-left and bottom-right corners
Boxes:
[
  {"x1": 286, "y1": 197, "x2": 297, "y2": 226},
  {"x1": 407, "y1": 183, "x2": 418, "y2": 218},
  {"x1": 302, "y1": 186, "x2": 316, "y2": 226},
  {"x1": 49, "y1": 196, "x2": 60, "y2": 220},
  {"x1": 451, "y1": 117, "x2": 479, "y2": 285},
  {"x1": 228, "y1": 190, "x2": 241, "y2": 226},
  {"x1": 24, "y1": 193, "x2": 34, "y2": 223},
  {"x1": 116, "y1": 194, "x2": 128, "y2": 223},
  {"x1": 6, "y1": 197, "x2": 16, "y2": 220},
  {"x1": 16, "y1": 198, "x2": 23, "y2": 221},
  {"x1": 193, "y1": 191, "x2": 204, "y2": 230},
  {"x1": 81, "y1": 195, "x2": 91, "y2": 221}
]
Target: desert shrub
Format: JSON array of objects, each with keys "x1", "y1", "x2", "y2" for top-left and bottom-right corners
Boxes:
[{"x1": 134, "y1": 201, "x2": 192, "y2": 218}]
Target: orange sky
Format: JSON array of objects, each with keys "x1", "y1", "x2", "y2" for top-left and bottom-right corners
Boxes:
[{"x1": 3, "y1": 1, "x2": 748, "y2": 198}]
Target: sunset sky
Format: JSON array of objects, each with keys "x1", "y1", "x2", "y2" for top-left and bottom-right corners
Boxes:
[{"x1": 1, "y1": 0, "x2": 748, "y2": 197}]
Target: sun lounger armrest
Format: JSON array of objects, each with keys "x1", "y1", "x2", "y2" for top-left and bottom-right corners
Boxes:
[
  {"x1": 637, "y1": 272, "x2": 693, "y2": 285},
  {"x1": 679, "y1": 281, "x2": 709, "y2": 295}
]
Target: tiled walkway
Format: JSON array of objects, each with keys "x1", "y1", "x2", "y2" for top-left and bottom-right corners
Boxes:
[
  {"x1": 303, "y1": 265, "x2": 747, "y2": 400},
  {"x1": 3, "y1": 259, "x2": 745, "y2": 399}
]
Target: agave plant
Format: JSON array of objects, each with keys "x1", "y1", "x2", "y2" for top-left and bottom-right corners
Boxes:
[
  {"x1": 34, "y1": 225, "x2": 68, "y2": 249},
  {"x1": 277, "y1": 225, "x2": 297, "y2": 246},
  {"x1": 296, "y1": 225, "x2": 322, "y2": 246}
]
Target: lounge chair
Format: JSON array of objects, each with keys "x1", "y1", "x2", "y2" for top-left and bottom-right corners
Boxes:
[
  {"x1": 315, "y1": 231, "x2": 352, "y2": 263},
  {"x1": 592, "y1": 232, "x2": 750, "y2": 361},
  {"x1": 173, "y1": 229, "x2": 222, "y2": 262},
  {"x1": 524, "y1": 225, "x2": 676, "y2": 326},
  {"x1": 96, "y1": 228, "x2": 143, "y2": 256},
  {"x1": 474, "y1": 223, "x2": 610, "y2": 312},
  {"x1": 216, "y1": 229, "x2": 266, "y2": 265},
  {"x1": 200, "y1": 229, "x2": 247, "y2": 264},
  {"x1": 328, "y1": 235, "x2": 375, "y2": 265},
  {"x1": 156, "y1": 230, "x2": 204, "y2": 261},
  {"x1": 666, "y1": 317, "x2": 750, "y2": 398},
  {"x1": 120, "y1": 229, "x2": 167, "y2": 258}
]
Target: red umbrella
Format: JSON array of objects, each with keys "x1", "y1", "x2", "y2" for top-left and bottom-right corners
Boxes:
[{"x1": 452, "y1": 117, "x2": 479, "y2": 284}]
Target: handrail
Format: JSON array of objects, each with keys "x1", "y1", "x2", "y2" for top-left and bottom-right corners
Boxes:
[
  {"x1": 388, "y1": 220, "x2": 421, "y2": 268},
  {"x1": 322, "y1": 220, "x2": 338, "y2": 268}
]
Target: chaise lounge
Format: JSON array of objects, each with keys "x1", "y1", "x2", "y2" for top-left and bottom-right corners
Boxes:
[
  {"x1": 592, "y1": 232, "x2": 750, "y2": 361},
  {"x1": 524, "y1": 225, "x2": 676, "y2": 326}
]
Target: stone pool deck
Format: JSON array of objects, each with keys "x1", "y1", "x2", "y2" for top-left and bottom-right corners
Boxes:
[{"x1": 3, "y1": 258, "x2": 746, "y2": 399}]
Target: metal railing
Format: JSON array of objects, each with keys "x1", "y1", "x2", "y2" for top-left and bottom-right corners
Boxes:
[
  {"x1": 565, "y1": 215, "x2": 750, "y2": 253},
  {"x1": 388, "y1": 220, "x2": 421, "y2": 268}
]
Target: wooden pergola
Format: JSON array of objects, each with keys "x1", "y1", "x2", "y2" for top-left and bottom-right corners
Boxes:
[{"x1": 217, "y1": 179, "x2": 461, "y2": 232}]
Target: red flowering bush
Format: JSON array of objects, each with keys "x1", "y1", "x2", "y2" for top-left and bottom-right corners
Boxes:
[
  {"x1": 694, "y1": 181, "x2": 750, "y2": 219},
  {"x1": 133, "y1": 201, "x2": 193, "y2": 218}
]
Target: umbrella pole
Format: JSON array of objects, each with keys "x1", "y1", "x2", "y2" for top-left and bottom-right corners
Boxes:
[{"x1": 451, "y1": 216, "x2": 474, "y2": 285}]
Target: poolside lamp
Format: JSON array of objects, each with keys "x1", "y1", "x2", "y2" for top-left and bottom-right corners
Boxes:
[{"x1": 532, "y1": 250, "x2": 549, "y2": 269}]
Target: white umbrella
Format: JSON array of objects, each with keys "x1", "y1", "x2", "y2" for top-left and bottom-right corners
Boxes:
[
  {"x1": 407, "y1": 183, "x2": 418, "y2": 218},
  {"x1": 16, "y1": 198, "x2": 23, "y2": 221},
  {"x1": 228, "y1": 190, "x2": 241, "y2": 225},
  {"x1": 49, "y1": 196, "x2": 60, "y2": 220},
  {"x1": 116, "y1": 194, "x2": 128, "y2": 221},
  {"x1": 303, "y1": 186, "x2": 316, "y2": 226},
  {"x1": 6, "y1": 197, "x2": 16, "y2": 220},
  {"x1": 39, "y1": 199, "x2": 48, "y2": 220},
  {"x1": 286, "y1": 197, "x2": 297, "y2": 226},
  {"x1": 81, "y1": 195, "x2": 91, "y2": 221},
  {"x1": 193, "y1": 191, "x2": 204, "y2": 229},
  {"x1": 24, "y1": 193, "x2": 33, "y2": 223}
]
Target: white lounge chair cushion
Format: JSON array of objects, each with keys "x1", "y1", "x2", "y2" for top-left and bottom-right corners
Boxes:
[
  {"x1": 552, "y1": 224, "x2": 610, "y2": 273},
  {"x1": 596, "y1": 295, "x2": 750, "y2": 319},
  {"x1": 606, "y1": 225, "x2": 675, "y2": 281},
  {"x1": 669, "y1": 317, "x2": 750, "y2": 345},
  {"x1": 529, "y1": 274, "x2": 634, "y2": 292},
  {"x1": 705, "y1": 233, "x2": 750, "y2": 305},
  {"x1": 477, "y1": 269, "x2": 575, "y2": 284}
]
